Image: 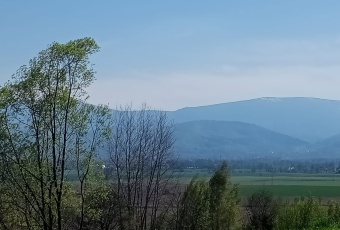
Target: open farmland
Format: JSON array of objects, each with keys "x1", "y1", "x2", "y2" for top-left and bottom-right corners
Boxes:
[{"x1": 178, "y1": 170, "x2": 340, "y2": 198}]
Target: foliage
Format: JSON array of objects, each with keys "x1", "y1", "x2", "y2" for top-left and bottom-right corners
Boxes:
[
  {"x1": 327, "y1": 200, "x2": 340, "y2": 228},
  {"x1": 245, "y1": 189, "x2": 280, "y2": 230},
  {"x1": 209, "y1": 162, "x2": 240, "y2": 230},
  {"x1": 275, "y1": 195, "x2": 328, "y2": 230},
  {"x1": 0, "y1": 37, "x2": 110, "y2": 230},
  {"x1": 173, "y1": 162, "x2": 240, "y2": 230},
  {"x1": 3, "y1": 37, "x2": 340, "y2": 230},
  {"x1": 176, "y1": 177, "x2": 210, "y2": 230}
]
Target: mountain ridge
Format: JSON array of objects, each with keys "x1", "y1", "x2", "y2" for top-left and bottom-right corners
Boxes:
[
  {"x1": 167, "y1": 97, "x2": 340, "y2": 142},
  {"x1": 173, "y1": 97, "x2": 340, "y2": 111},
  {"x1": 174, "y1": 120, "x2": 310, "y2": 159}
]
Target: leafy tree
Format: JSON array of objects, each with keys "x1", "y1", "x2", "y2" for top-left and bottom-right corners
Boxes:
[
  {"x1": 276, "y1": 195, "x2": 328, "y2": 230},
  {"x1": 0, "y1": 38, "x2": 110, "y2": 230},
  {"x1": 175, "y1": 177, "x2": 210, "y2": 230},
  {"x1": 173, "y1": 162, "x2": 239, "y2": 230},
  {"x1": 209, "y1": 162, "x2": 239, "y2": 230}
]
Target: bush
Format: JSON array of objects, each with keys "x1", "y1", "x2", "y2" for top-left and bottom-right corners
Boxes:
[
  {"x1": 172, "y1": 162, "x2": 240, "y2": 230},
  {"x1": 275, "y1": 195, "x2": 328, "y2": 230},
  {"x1": 245, "y1": 188, "x2": 280, "y2": 230}
]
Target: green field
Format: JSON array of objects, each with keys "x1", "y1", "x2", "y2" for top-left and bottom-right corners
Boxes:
[
  {"x1": 67, "y1": 170, "x2": 340, "y2": 198},
  {"x1": 178, "y1": 170, "x2": 340, "y2": 198}
]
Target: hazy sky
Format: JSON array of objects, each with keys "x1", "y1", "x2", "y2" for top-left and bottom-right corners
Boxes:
[{"x1": 2, "y1": 1, "x2": 340, "y2": 110}]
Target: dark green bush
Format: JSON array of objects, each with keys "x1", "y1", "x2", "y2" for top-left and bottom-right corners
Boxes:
[{"x1": 245, "y1": 188, "x2": 280, "y2": 230}]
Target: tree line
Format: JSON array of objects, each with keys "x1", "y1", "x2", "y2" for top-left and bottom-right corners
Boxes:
[
  {"x1": 1, "y1": 38, "x2": 340, "y2": 230},
  {"x1": 0, "y1": 38, "x2": 179, "y2": 230},
  {"x1": 176, "y1": 158, "x2": 340, "y2": 174}
]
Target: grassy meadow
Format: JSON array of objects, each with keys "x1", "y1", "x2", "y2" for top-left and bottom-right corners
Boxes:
[
  {"x1": 67, "y1": 169, "x2": 340, "y2": 198},
  {"x1": 177, "y1": 170, "x2": 340, "y2": 198}
]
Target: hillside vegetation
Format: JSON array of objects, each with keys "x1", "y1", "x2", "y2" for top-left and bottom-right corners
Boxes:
[{"x1": 174, "y1": 120, "x2": 309, "y2": 159}]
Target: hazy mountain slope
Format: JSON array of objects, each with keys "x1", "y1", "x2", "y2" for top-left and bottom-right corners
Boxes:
[
  {"x1": 311, "y1": 134, "x2": 340, "y2": 157},
  {"x1": 174, "y1": 120, "x2": 309, "y2": 159},
  {"x1": 168, "y1": 97, "x2": 340, "y2": 142}
]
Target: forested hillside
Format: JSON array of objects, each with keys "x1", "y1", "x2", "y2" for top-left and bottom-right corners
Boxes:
[{"x1": 168, "y1": 97, "x2": 340, "y2": 142}]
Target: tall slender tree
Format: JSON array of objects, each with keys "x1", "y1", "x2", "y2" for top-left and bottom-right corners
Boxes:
[
  {"x1": 172, "y1": 162, "x2": 239, "y2": 230},
  {"x1": 175, "y1": 177, "x2": 210, "y2": 230},
  {"x1": 209, "y1": 162, "x2": 239, "y2": 230},
  {"x1": 0, "y1": 38, "x2": 110, "y2": 230}
]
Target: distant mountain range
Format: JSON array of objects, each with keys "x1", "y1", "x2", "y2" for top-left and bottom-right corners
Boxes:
[
  {"x1": 167, "y1": 97, "x2": 340, "y2": 159},
  {"x1": 174, "y1": 120, "x2": 309, "y2": 159},
  {"x1": 312, "y1": 134, "x2": 340, "y2": 157}
]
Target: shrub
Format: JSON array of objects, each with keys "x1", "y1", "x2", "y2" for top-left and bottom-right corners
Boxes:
[
  {"x1": 275, "y1": 195, "x2": 328, "y2": 230},
  {"x1": 245, "y1": 188, "x2": 280, "y2": 230}
]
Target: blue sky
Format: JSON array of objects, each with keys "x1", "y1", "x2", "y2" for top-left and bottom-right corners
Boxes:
[{"x1": 2, "y1": 1, "x2": 340, "y2": 110}]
